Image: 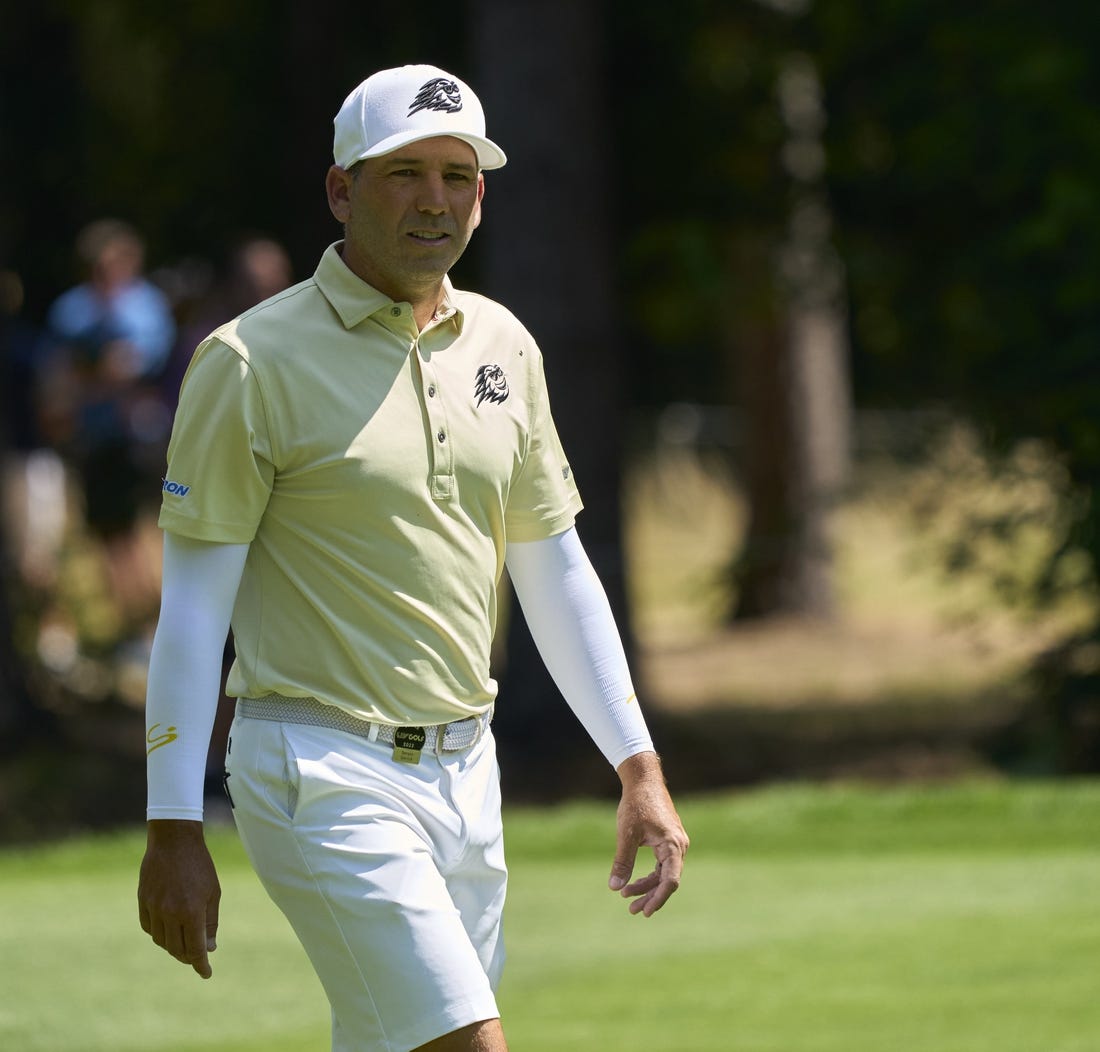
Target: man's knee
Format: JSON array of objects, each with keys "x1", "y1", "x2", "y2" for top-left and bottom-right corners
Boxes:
[{"x1": 412, "y1": 1017, "x2": 507, "y2": 1051}]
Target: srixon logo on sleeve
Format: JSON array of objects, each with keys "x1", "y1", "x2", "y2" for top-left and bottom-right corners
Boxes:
[{"x1": 162, "y1": 478, "x2": 191, "y2": 497}]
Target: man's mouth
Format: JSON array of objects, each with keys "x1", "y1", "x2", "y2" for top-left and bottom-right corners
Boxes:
[{"x1": 408, "y1": 230, "x2": 450, "y2": 243}]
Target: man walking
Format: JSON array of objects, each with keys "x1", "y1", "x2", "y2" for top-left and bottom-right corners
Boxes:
[{"x1": 138, "y1": 64, "x2": 688, "y2": 1052}]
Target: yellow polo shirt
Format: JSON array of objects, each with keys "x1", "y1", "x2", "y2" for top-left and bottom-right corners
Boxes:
[{"x1": 159, "y1": 243, "x2": 582, "y2": 725}]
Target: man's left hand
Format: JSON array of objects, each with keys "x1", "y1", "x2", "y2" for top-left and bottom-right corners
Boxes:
[{"x1": 609, "y1": 752, "x2": 689, "y2": 917}]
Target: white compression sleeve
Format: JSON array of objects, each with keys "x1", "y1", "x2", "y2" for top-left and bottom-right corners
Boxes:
[
  {"x1": 145, "y1": 535, "x2": 249, "y2": 821},
  {"x1": 504, "y1": 527, "x2": 654, "y2": 769}
]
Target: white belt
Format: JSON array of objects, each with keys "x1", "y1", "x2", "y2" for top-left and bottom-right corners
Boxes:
[{"x1": 237, "y1": 694, "x2": 492, "y2": 753}]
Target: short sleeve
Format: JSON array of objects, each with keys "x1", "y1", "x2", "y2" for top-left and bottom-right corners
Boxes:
[
  {"x1": 158, "y1": 336, "x2": 275, "y2": 542},
  {"x1": 504, "y1": 350, "x2": 583, "y2": 542}
]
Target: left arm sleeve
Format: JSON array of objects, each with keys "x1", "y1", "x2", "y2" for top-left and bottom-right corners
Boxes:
[
  {"x1": 503, "y1": 348, "x2": 583, "y2": 542},
  {"x1": 505, "y1": 526, "x2": 654, "y2": 768}
]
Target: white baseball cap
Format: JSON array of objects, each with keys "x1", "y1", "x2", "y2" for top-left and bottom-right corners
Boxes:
[{"x1": 333, "y1": 64, "x2": 507, "y2": 171}]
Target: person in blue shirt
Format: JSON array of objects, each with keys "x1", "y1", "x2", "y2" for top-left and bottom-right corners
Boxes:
[
  {"x1": 47, "y1": 218, "x2": 175, "y2": 387},
  {"x1": 43, "y1": 218, "x2": 176, "y2": 622}
]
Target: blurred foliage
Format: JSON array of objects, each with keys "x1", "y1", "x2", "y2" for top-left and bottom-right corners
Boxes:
[
  {"x1": 612, "y1": 0, "x2": 794, "y2": 404},
  {"x1": 0, "y1": 0, "x2": 469, "y2": 315},
  {"x1": 608, "y1": 2, "x2": 1100, "y2": 491},
  {"x1": 818, "y1": 4, "x2": 1100, "y2": 456},
  {"x1": 3, "y1": 1, "x2": 1100, "y2": 765},
  {"x1": 8, "y1": 0, "x2": 1097, "y2": 470},
  {"x1": 900, "y1": 426, "x2": 1091, "y2": 617},
  {"x1": 612, "y1": 2, "x2": 1100, "y2": 763},
  {"x1": 809, "y1": 2, "x2": 1100, "y2": 765}
]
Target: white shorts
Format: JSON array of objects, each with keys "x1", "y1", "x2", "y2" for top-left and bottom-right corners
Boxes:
[{"x1": 224, "y1": 711, "x2": 507, "y2": 1052}]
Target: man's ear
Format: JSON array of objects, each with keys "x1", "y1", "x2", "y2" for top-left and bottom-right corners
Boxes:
[
  {"x1": 325, "y1": 165, "x2": 353, "y2": 223},
  {"x1": 471, "y1": 171, "x2": 486, "y2": 231}
]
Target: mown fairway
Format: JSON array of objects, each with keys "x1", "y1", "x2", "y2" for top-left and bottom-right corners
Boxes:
[{"x1": 1, "y1": 779, "x2": 1098, "y2": 1052}]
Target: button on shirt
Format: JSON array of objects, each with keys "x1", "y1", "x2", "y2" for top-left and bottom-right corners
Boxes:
[{"x1": 159, "y1": 243, "x2": 582, "y2": 725}]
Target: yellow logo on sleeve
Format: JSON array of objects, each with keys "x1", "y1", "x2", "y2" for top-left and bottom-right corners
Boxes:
[{"x1": 146, "y1": 723, "x2": 179, "y2": 755}]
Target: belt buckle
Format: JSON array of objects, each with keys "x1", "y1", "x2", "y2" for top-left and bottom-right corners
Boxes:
[{"x1": 392, "y1": 726, "x2": 426, "y2": 764}]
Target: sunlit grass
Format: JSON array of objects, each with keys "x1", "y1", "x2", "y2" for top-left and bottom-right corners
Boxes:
[{"x1": 1, "y1": 781, "x2": 1099, "y2": 1052}]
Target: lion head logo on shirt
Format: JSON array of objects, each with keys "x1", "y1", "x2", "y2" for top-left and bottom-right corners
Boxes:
[{"x1": 474, "y1": 364, "x2": 509, "y2": 407}]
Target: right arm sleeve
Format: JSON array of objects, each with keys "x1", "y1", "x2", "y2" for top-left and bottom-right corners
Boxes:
[
  {"x1": 158, "y1": 336, "x2": 275, "y2": 544},
  {"x1": 145, "y1": 533, "x2": 249, "y2": 821}
]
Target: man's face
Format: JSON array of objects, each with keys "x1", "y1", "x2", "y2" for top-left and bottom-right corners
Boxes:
[{"x1": 327, "y1": 135, "x2": 484, "y2": 300}]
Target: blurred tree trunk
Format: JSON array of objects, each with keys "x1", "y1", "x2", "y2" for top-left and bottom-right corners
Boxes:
[
  {"x1": 0, "y1": 571, "x2": 37, "y2": 745},
  {"x1": 471, "y1": 0, "x2": 627, "y2": 797},
  {"x1": 0, "y1": 324, "x2": 44, "y2": 747},
  {"x1": 732, "y1": 52, "x2": 852, "y2": 621},
  {"x1": 279, "y1": 2, "x2": 350, "y2": 269}
]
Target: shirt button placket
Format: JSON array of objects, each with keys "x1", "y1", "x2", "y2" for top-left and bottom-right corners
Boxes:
[{"x1": 417, "y1": 350, "x2": 453, "y2": 499}]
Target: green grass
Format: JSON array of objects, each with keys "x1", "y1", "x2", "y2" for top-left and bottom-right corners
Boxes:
[{"x1": 2, "y1": 780, "x2": 1099, "y2": 1051}]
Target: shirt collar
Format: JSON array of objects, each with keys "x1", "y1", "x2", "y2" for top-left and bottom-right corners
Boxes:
[
  {"x1": 314, "y1": 242, "x2": 464, "y2": 333},
  {"x1": 435, "y1": 277, "x2": 464, "y2": 334}
]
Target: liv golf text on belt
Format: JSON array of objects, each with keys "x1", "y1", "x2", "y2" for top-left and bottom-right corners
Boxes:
[{"x1": 162, "y1": 479, "x2": 191, "y2": 497}]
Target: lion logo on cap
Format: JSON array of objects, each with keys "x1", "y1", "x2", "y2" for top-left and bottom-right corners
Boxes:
[
  {"x1": 409, "y1": 78, "x2": 463, "y2": 117},
  {"x1": 474, "y1": 364, "x2": 509, "y2": 407}
]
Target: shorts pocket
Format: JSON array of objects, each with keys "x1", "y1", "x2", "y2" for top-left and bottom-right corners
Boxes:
[
  {"x1": 228, "y1": 716, "x2": 302, "y2": 823},
  {"x1": 268, "y1": 725, "x2": 301, "y2": 821}
]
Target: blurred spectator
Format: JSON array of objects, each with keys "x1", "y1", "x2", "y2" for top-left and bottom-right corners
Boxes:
[
  {"x1": 39, "y1": 219, "x2": 176, "y2": 625},
  {"x1": 164, "y1": 235, "x2": 292, "y2": 403},
  {"x1": 1, "y1": 268, "x2": 68, "y2": 589},
  {"x1": 47, "y1": 219, "x2": 175, "y2": 381}
]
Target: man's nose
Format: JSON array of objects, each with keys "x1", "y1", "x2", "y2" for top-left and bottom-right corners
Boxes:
[{"x1": 417, "y1": 174, "x2": 448, "y2": 213}]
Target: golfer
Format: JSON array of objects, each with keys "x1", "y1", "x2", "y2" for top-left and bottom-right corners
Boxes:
[{"x1": 138, "y1": 64, "x2": 688, "y2": 1052}]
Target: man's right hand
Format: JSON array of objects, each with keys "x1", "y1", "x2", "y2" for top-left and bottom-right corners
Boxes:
[{"x1": 138, "y1": 819, "x2": 221, "y2": 978}]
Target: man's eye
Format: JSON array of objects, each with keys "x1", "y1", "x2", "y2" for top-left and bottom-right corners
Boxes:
[{"x1": 445, "y1": 173, "x2": 472, "y2": 183}]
